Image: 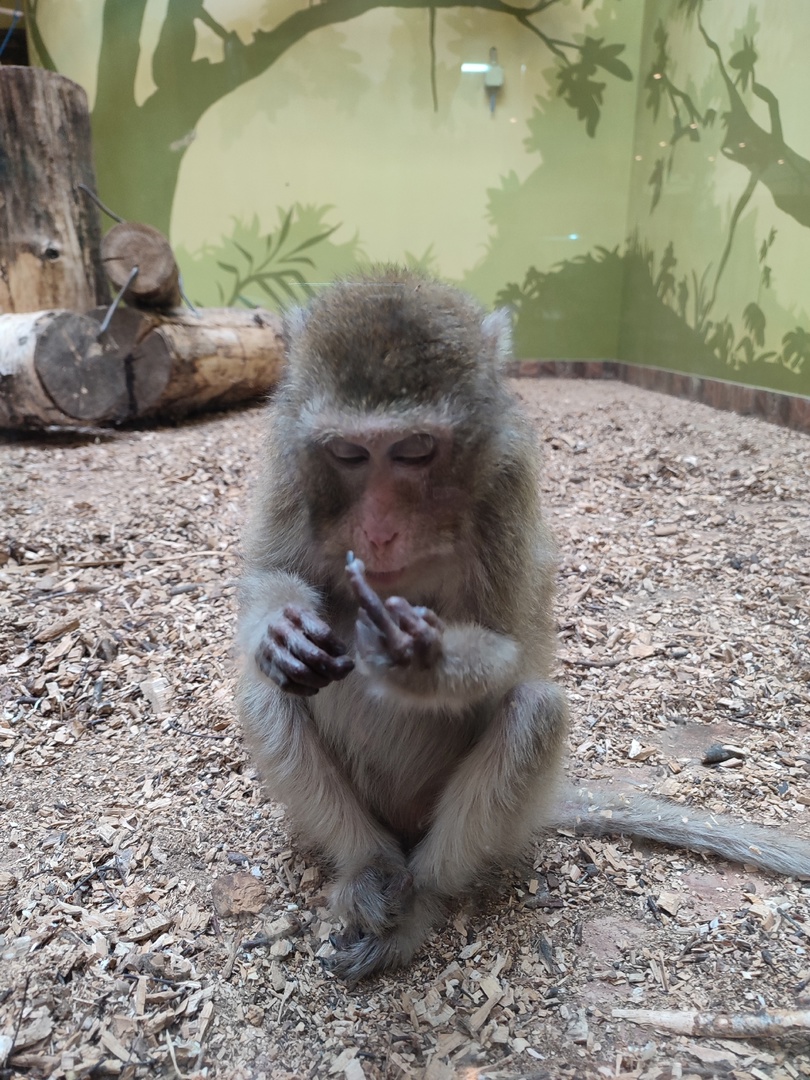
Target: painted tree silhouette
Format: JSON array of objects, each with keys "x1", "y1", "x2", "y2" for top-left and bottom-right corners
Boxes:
[
  {"x1": 27, "y1": 0, "x2": 631, "y2": 236},
  {"x1": 645, "y1": 0, "x2": 810, "y2": 310}
]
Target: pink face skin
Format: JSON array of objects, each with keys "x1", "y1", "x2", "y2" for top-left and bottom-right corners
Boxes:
[{"x1": 321, "y1": 425, "x2": 462, "y2": 594}]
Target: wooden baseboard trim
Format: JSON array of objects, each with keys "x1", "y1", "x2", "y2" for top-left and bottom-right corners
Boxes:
[{"x1": 507, "y1": 360, "x2": 810, "y2": 435}]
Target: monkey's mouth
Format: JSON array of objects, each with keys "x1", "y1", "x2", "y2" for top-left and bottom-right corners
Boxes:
[{"x1": 364, "y1": 568, "x2": 406, "y2": 588}]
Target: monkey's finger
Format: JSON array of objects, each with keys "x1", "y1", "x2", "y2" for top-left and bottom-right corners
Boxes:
[
  {"x1": 274, "y1": 652, "x2": 332, "y2": 689},
  {"x1": 356, "y1": 611, "x2": 388, "y2": 661},
  {"x1": 346, "y1": 554, "x2": 413, "y2": 661},
  {"x1": 284, "y1": 606, "x2": 350, "y2": 657},
  {"x1": 356, "y1": 612, "x2": 414, "y2": 668},
  {"x1": 395, "y1": 608, "x2": 437, "y2": 642},
  {"x1": 347, "y1": 566, "x2": 412, "y2": 659},
  {"x1": 383, "y1": 600, "x2": 442, "y2": 667},
  {"x1": 358, "y1": 608, "x2": 413, "y2": 665},
  {"x1": 345, "y1": 555, "x2": 388, "y2": 621},
  {"x1": 346, "y1": 554, "x2": 386, "y2": 621},
  {"x1": 258, "y1": 655, "x2": 319, "y2": 697},
  {"x1": 412, "y1": 606, "x2": 445, "y2": 631},
  {"x1": 389, "y1": 602, "x2": 445, "y2": 633},
  {"x1": 385, "y1": 598, "x2": 444, "y2": 640},
  {"x1": 258, "y1": 646, "x2": 330, "y2": 692},
  {"x1": 285, "y1": 627, "x2": 355, "y2": 679}
]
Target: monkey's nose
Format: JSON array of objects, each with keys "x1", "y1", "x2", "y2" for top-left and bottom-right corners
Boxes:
[{"x1": 364, "y1": 529, "x2": 399, "y2": 551}]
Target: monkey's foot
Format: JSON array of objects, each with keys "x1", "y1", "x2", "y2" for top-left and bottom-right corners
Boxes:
[
  {"x1": 325, "y1": 890, "x2": 444, "y2": 985},
  {"x1": 324, "y1": 926, "x2": 413, "y2": 986},
  {"x1": 330, "y1": 856, "x2": 414, "y2": 935}
]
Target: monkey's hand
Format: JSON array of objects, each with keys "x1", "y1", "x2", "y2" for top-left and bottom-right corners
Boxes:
[
  {"x1": 347, "y1": 552, "x2": 520, "y2": 706},
  {"x1": 256, "y1": 605, "x2": 355, "y2": 696},
  {"x1": 346, "y1": 553, "x2": 444, "y2": 672}
]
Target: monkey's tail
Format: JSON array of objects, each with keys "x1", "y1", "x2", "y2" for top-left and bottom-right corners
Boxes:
[{"x1": 548, "y1": 784, "x2": 810, "y2": 879}]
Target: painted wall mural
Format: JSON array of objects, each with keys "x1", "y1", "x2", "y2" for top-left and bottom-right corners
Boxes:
[
  {"x1": 621, "y1": 0, "x2": 810, "y2": 397},
  {"x1": 26, "y1": 0, "x2": 810, "y2": 397}
]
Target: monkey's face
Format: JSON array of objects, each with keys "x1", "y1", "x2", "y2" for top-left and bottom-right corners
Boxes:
[{"x1": 302, "y1": 417, "x2": 469, "y2": 599}]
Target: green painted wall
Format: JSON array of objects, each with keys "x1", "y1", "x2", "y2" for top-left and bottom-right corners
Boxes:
[{"x1": 27, "y1": 0, "x2": 810, "y2": 397}]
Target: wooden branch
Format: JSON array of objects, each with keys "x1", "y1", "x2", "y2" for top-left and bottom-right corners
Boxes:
[
  {"x1": 0, "y1": 306, "x2": 284, "y2": 429},
  {"x1": 612, "y1": 1007, "x2": 810, "y2": 1038}
]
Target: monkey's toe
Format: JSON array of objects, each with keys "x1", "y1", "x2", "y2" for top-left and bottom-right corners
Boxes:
[
  {"x1": 328, "y1": 926, "x2": 365, "y2": 951},
  {"x1": 325, "y1": 932, "x2": 402, "y2": 986}
]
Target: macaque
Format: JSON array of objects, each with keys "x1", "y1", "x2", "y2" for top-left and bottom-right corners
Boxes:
[{"x1": 237, "y1": 268, "x2": 810, "y2": 984}]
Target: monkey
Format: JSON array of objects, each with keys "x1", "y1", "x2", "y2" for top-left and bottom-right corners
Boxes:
[{"x1": 236, "y1": 267, "x2": 810, "y2": 985}]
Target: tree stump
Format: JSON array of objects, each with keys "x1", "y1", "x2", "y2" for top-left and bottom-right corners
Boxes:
[
  {"x1": 0, "y1": 66, "x2": 109, "y2": 313},
  {"x1": 0, "y1": 307, "x2": 285, "y2": 429}
]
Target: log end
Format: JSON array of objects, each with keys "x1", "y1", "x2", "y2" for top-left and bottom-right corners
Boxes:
[
  {"x1": 101, "y1": 222, "x2": 181, "y2": 309},
  {"x1": 34, "y1": 309, "x2": 171, "y2": 422}
]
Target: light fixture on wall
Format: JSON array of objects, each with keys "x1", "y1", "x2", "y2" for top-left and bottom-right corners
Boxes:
[
  {"x1": 461, "y1": 47, "x2": 504, "y2": 115},
  {"x1": 484, "y1": 47, "x2": 504, "y2": 115}
]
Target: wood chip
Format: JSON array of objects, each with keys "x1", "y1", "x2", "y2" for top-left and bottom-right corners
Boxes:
[
  {"x1": 33, "y1": 615, "x2": 80, "y2": 643},
  {"x1": 211, "y1": 872, "x2": 268, "y2": 916}
]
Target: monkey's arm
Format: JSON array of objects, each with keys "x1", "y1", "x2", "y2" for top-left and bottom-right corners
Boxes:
[
  {"x1": 347, "y1": 557, "x2": 519, "y2": 706},
  {"x1": 238, "y1": 570, "x2": 354, "y2": 696}
]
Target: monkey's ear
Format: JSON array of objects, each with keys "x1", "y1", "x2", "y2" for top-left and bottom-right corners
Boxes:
[
  {"x1": 481, "y1": 308, "x2": 513, "y2": 368},
  {"x1": 282, "y1": 305, "x2": 309, "y2": 346}
]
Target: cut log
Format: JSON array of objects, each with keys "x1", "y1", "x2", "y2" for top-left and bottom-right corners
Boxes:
[
  {"x1": 133, "y1": 308, "x2": 285, "y2": 419},
  {"x1": 0, "y1": 67, "x2": 109, "y2": 313},
  {"x1": 0, "y1": 307, "x2": 285, "y2": 429},
  {"x1": 101, "y1": 222, "x2": 182, "y2": 309},
  {"x1": 0, "y1": 308, "x2": 152, "y2": 427}
]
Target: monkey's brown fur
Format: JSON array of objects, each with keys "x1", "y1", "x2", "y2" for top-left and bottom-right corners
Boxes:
[{"x1": 237, "y1": 268, "x2": 809, "y2": 984}]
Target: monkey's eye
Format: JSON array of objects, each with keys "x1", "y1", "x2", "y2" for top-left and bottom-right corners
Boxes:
[
  {"x1": 326, "y1": 438, "x2": 370, "y2": 466},
  {"x1": 390, "y1": 433, "x2": 436, "y2": 466}
]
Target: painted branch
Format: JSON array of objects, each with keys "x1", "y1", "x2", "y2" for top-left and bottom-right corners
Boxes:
[
  {"x1": 0, "y1": 307, "x2": 284, "y2": 429},
  {"x1": 101, "y1": 222, "x2": 182, "y2": 309},
  {"x1": 0, "y1": 67, "x2": 109, "y2": 313},
  {"x1": 612, "y1": 1007, "x2": 810, "y2": 1038}
]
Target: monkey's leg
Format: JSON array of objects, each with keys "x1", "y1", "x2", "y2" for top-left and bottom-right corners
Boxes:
[
  {"x1": 327, "y1": 681, "x2": 568, "y2": 984},
  {"x1": 238, "y1": 677, "x2": 409, "y2": 933},
  {"x1": 410, "y1": 680, "x2": 568, "y2": 896}
]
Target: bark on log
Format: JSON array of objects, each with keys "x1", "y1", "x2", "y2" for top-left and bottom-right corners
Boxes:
[
  {"x1": 0, "y1": 67, "x2": 109, "y2": 313},
  {"x1": 0, "y1": 307, "x2": 284, "y2": 429},
  {"x1": 101, "y1": 222, "x2": 182, "y2": 309}
]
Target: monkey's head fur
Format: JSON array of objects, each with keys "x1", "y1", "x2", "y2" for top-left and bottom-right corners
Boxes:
[{"x1": 278, "y1": 266, "x2": 514, "y2": 435}]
